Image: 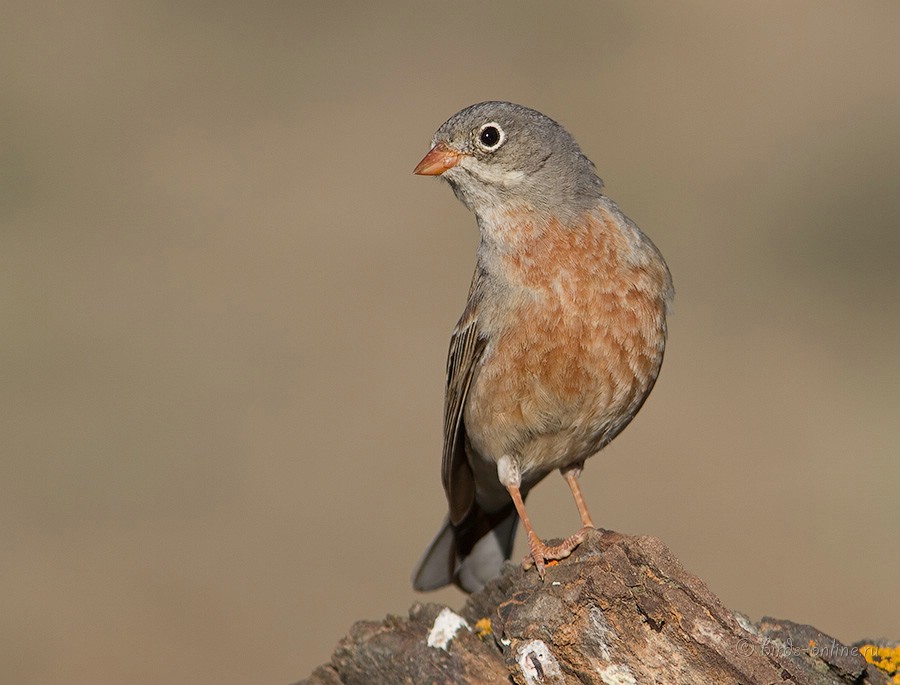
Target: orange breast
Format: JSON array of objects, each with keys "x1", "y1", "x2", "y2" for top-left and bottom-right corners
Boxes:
[{"x1": 464, "y1": 208, "x2": 669, "y2": 477}]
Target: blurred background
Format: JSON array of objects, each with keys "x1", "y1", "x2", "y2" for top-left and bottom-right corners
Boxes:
[{"x1": 2, "y1": 2, "x2": 898, "y2": 683}]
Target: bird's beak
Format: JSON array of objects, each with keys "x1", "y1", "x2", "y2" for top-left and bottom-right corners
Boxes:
[{"x1": 413, "y1": 142, "x2": 461, "y2": 176}]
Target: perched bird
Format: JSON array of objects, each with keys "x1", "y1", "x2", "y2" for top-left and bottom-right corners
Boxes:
[{"x1": 412, "y1": 101, "x2": 673, "y2": 592}]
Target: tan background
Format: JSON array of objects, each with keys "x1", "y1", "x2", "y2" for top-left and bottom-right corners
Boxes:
[{"x1": 2, "y1": 2, "x2": 898, "y2": 683}]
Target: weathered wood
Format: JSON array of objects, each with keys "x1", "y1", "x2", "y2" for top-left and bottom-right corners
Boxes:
[{"x1": 300, "y1": 530, "x2": 891, "y2": 685}]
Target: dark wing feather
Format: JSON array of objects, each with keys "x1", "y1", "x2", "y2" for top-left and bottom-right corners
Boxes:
[{"x1": 442, "y1": 271, "x2": 486, "y2": 525}]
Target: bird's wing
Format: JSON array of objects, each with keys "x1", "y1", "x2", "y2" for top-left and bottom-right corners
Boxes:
[{"x1": 442, "y1": 271, "x2": 486, "y2": 526}]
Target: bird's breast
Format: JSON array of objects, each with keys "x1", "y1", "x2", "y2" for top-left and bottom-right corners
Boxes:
[{"x1": 464, "y1": 207, "x2": 670, "y2": 478}]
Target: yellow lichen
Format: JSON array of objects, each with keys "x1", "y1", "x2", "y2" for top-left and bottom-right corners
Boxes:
[
  {"x1": 474, "y1": 617, "x2": 493, "y2": 639},
  {"x1": 859, "y1": 643, "x2": 900, "y2": 684}
]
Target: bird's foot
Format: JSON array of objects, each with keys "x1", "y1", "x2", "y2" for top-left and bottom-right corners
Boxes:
[{"x1": 522, "y1": 526, "x2": 594, "y2": 578}]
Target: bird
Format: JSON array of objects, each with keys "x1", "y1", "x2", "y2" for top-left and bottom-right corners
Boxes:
[{"x1": 411, "y1": 101, "x2": 673, "y2": 593}]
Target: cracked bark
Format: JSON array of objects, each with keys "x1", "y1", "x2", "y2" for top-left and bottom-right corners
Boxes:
[{"x1": 299, "y1": 530, "x2": 892, "y2": 685}]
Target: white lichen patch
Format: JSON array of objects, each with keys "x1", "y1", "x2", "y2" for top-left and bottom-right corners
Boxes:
[
  {"x1": 588, "y1": 606, "x2": 614, "y2": 660},
  {"x1": 516, "y1": 640, "x2": 562, "y2": 684},
  {"x1": 426, "y1": 607, "x2": 470, "y2": 651},
  {"x1": 734, "y1": 611, "x2": 757, "y2": 635},
  {"x1": 597, "y1": 663, "x2": 638, "y2": 685},
  {"x1": 693, "y1": 618, "x2": 727, "y2": 650}
]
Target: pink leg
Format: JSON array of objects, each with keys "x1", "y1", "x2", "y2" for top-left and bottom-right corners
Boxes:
[
  {"x1": 506, "y1": 483, "x2": 589, "y2": 579},
  {"x1": 562, "y1": 466, "x2": 595, "y2": 529}
]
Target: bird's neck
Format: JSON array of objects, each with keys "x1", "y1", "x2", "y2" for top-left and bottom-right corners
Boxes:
[
  {"x1": 474, "y1": 199, "x2": 650, "y2": 293},
  {"x1": 477, "y1": 205, "x2": 587, "y2": 287}
]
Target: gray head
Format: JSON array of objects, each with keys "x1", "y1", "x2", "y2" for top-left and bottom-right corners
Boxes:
[{"x1": 414, "y1": 101, "x2": 604, "y2": 220}]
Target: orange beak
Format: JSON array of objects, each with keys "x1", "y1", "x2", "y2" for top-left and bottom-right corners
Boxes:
[{"x1": 413, "y1": 142, "x2": 461, "y2": 176}]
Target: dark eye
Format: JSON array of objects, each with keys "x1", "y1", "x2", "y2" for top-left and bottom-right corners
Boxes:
[
  {"x1": 476, "y1": 122, "x2": 505, "y2": 150},
  {"x1": 480, "y1": 126, "x2": 500, "y2": 146}
]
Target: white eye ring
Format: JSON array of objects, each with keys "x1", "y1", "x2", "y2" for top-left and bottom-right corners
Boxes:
[{"x1": 476, "y1": 122, "x2": 506, "y2": 151}]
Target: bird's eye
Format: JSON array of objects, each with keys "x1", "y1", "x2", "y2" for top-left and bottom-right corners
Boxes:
[{"x1": 476, "y1": 123, "x2": 505, "y2": 151}]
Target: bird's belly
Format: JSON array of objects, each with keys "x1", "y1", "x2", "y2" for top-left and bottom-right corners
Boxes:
[
  {"x1": 463, "y1": 296, "x2": 665, "y2": 483},
  {"x1": 464, "y1": 365, "x2": 629, "y2": 482}
]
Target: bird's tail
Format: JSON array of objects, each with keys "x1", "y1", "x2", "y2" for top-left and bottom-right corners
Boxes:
[{"x1": 412, "y1": 504, "x2": 519, "y2": 593}]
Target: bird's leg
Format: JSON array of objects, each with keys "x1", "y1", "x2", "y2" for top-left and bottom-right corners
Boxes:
[
  {"x1": 561, "y1": 464, "x2": 595, "y2": 530},
  {"x1": 500, "y1": 456, "x2": 586, "y2": 578},
  {"x1": 508, "y1": 483, "x2": 589, "y2": 576},
  {"x1": 513, "y1": 467, "x2": 596, "y2": 577},
  {"x1": 506, "y1": 483, "x2": 546, "y2": 578}
]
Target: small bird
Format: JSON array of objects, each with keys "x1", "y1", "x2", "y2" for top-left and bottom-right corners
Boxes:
[{"x1": 412, "y1": 102, "x2": 673, "y2": 592}]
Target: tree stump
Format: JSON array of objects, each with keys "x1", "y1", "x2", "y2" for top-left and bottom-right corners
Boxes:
[{"x1": 300, "y1": 529, "x2": 893, "y2": 684}]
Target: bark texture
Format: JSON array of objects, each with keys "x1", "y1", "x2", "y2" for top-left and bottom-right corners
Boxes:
[{"x1": 300, "y1": 529, "x2": 892, "y2": 685}]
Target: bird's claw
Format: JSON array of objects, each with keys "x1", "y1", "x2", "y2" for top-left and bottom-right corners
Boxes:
[{"x1": 522, "y1": 526, "x2": 594, "y2": 578}]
